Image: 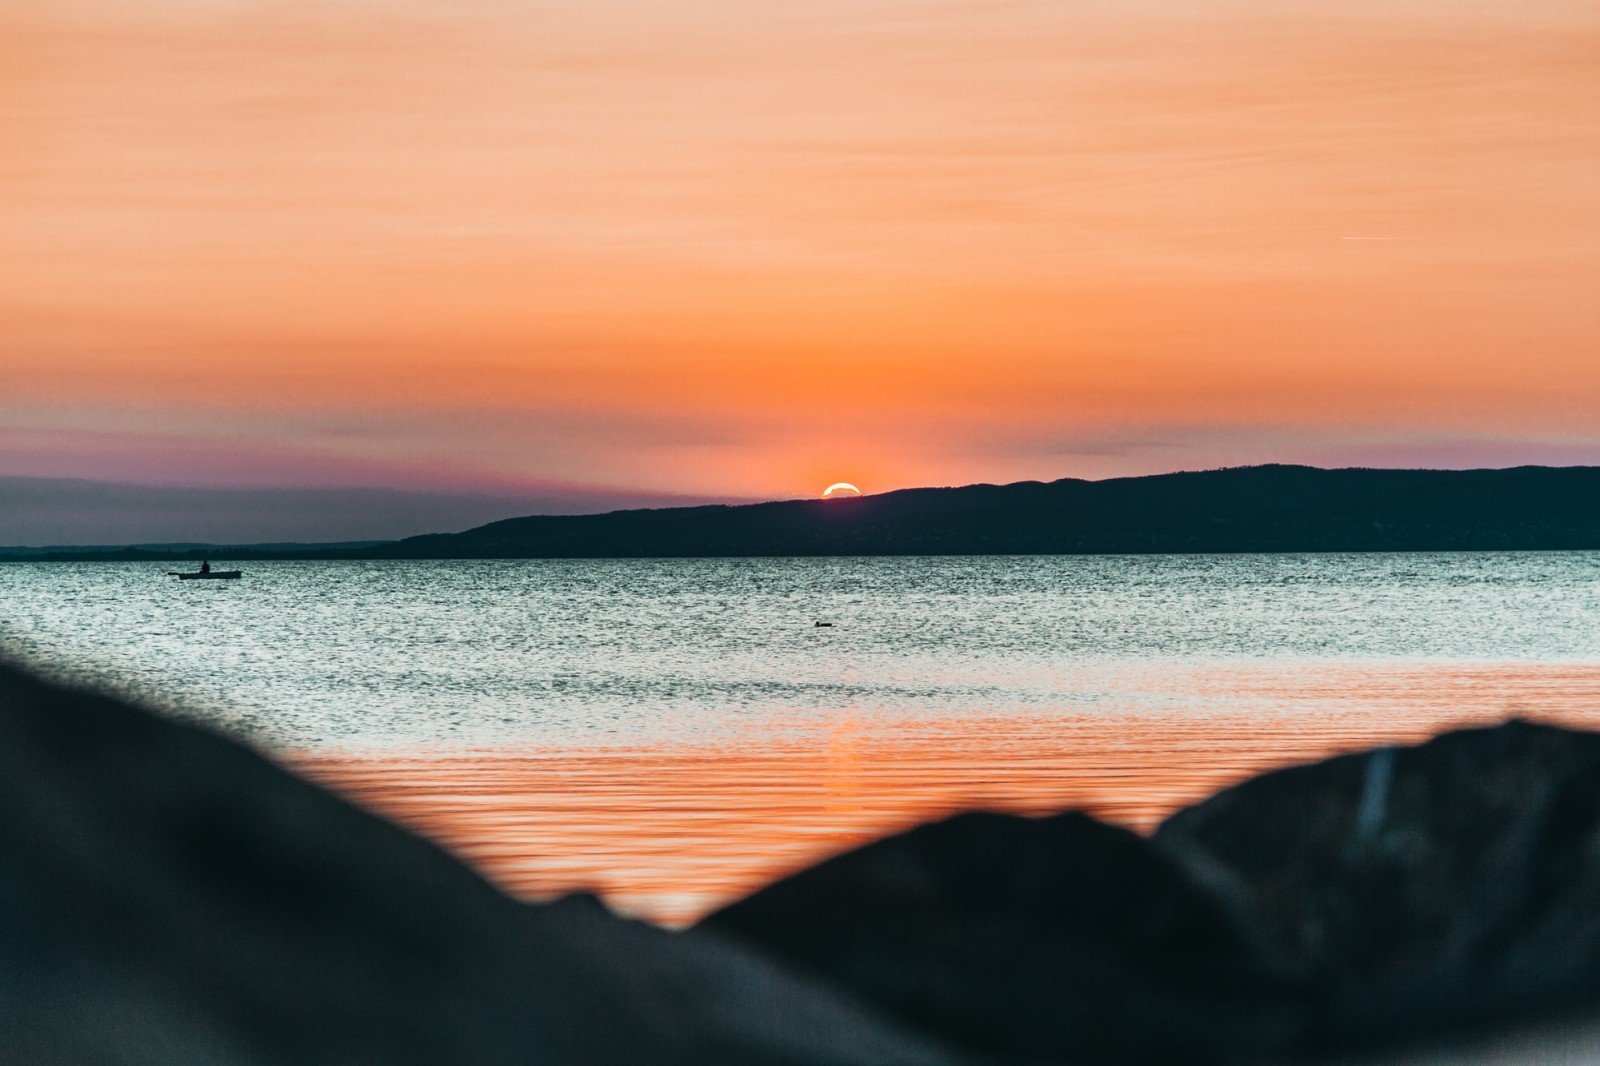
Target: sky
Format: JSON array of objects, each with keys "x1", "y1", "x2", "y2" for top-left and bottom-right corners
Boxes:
[
  {"x1": 4, "y1": 0, "x2": 1599, "y2": 539},
  {"x1": 0, "y1": 477, "x2": 746, "y2": 546}
]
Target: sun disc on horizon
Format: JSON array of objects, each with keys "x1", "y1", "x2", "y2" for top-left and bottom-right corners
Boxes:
[{"x1": 822, "y1": 482, "x2": 862, "y2": 499}]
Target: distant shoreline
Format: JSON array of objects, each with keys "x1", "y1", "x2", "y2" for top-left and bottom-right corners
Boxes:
[
  {"x1": 8, "y1": 464, "x2": 1600, "y2": 561},
  {"x1": 8, "y1": 546, "x2": 1600, "y2": 564}
]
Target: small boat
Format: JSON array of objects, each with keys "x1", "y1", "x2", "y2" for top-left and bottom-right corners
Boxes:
[{"x1": 168, "y1": 570, "x2": 243, "y2": 580}]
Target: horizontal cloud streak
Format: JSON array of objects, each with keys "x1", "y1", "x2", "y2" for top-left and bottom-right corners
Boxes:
[{"x1": 0, "y1": 478, "x2": 754, "y2": 546}]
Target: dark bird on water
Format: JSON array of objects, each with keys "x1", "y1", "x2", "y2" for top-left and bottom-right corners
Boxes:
[{"x1": 814, "y1": 622, "x2": 834, "y2": 628}]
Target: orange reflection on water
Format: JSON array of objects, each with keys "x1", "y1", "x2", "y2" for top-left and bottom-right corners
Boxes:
[{"x1": 293, "y1": 664, "x2": 1600, "y2": 927}]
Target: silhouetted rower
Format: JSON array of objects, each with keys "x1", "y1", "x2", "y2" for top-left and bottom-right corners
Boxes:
[{"x1": 199, "y1": 560, "x2": 210, "y2": 574}]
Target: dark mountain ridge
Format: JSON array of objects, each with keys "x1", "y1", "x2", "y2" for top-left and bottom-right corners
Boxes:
[
  {"x1": 374, "y1": 464, "x2": 1600, "y2": 558},
  {"x1": 10, "y1": 465, "x2": 1600, "y2": 560}
]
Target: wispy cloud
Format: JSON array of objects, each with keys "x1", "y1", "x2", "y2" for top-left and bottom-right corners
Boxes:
[{"x1": 0, "y1": 476, "x2": 754, "y2": 546}]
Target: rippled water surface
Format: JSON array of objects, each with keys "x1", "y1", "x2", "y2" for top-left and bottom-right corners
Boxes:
[
  {"x1": 6, "y1": 554, "x2": 1600, "y2": 747},
  {"x1": 6, "y1": 554, "x2": 1600, "y2": 922}
]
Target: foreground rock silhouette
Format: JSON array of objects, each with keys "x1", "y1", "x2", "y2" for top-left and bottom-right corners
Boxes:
[
  {"x1": 7, "y1": 654, "x2": 1600, "y2": 1065},
  {"x1": 704, "y1": 808, "x2": 1296, "y2": 1063},
  {"x1": 704, "y1": 721, "x2": 1600, "y2": 1064},
  {"x1": 1158, "y1": 722, "x2": 1600, "y2": 1053},
  {"x1": 0, "y1": 660, "x2": 957, "y2": 1066}
]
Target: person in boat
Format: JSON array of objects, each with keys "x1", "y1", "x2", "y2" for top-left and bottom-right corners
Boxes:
[{"x1": 199, "y1": 560, "x2": 210, "y2": 574}]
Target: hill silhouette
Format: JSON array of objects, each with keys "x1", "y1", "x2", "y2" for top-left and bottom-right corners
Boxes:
[
  {"x1": 365, "y1": 465, "x2": 1600, "y2": 558},
  {"x1": 12, "y1": 465, "x2": 1600, "y2": 560}
]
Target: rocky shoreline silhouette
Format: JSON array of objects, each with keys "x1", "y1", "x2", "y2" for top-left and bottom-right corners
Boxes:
[{"x1": 5, "y1": 657, "x2": 1600, "y2": 1063}]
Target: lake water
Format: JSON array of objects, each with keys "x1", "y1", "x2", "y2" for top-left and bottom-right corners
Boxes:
[{"x1": 5, "y1": 554, "x2": 1600, "y2": 923}]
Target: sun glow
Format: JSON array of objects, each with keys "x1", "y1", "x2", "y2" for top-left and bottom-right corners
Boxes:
[{"x1": 822, "y1": 483, "x2": 862, "y2": 498}]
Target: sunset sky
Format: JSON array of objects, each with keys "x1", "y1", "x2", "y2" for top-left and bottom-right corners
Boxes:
[{"x1": 5, "y1": 0, "x2": 1599, "y2": 533}]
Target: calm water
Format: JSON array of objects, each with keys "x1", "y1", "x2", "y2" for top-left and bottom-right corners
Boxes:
[
  {"x1": 6, "y1": 554, "x2": 1600, "y2": 922},
  {"x1": 5, "y1": 554, "x2": 1600, "y2": 747}
]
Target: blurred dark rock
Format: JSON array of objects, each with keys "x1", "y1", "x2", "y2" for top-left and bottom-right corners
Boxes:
[
  {"x1": 12, "y1": 648, "x2": 1600, "y2": 1066},
  {"x1": 701, "y1": 809, "x2": 1297, "y2": 1063},
  {"x1": 0, "y1": 660, "x2": 961, "y2": 1066},
  {"x1": 703, "y1": 721, "x2": 1600, "y2": 1064},
  {"x1": 1157, "y1": 720, "x2": 1600, "y2": 1054}
]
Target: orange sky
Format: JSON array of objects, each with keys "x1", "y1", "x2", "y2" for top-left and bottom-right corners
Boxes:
[{"x1": 4, "y1": 0, "x2": 1599, "y2": 501}]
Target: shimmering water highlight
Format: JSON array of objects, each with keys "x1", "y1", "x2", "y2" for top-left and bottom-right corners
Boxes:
[{"x1": 5, "y1": 554, "x2": 1599, "y2": 923}]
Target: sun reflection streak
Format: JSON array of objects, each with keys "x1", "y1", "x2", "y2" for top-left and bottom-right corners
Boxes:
[{"x1": 294, "y1": 662, "x2": 1600, "y2": 928}]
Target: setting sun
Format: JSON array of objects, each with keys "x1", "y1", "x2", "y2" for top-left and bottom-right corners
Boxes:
[{"x1": 821, "y1": 483, "x2": 862, "y2": 499}]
